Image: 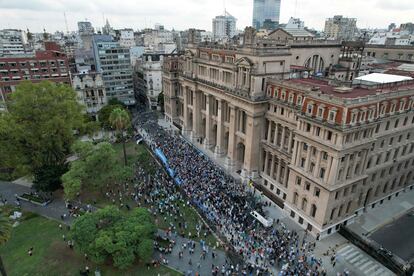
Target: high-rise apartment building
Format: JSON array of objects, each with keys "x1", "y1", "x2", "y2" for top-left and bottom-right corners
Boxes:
[
  {"x1": 92, "y1": 35, "x2": 135, "y2": 106},
  {"x1": 78, "y1": 21, "x2": 95, "y2": 50},
  {"x1": 163, "y1": 29, "x2": 414, "y2": 238},
  {"x1": 0, "y1": 29, "x2": 29, "y2": 56},
  {"x1": 252, "y1": 0, "x2": 281, "y2": 30},
  {"x1": 212, "y1": 12, "x2": 237, "y2": 42},
  {"x1": 324, "y1": 15, "x2": 357, "y2": 41}
]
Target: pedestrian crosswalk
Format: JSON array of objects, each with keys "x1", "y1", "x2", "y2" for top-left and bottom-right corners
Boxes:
[{"x1": 337, "y1": 244, "x2": 395, "y2": 276}]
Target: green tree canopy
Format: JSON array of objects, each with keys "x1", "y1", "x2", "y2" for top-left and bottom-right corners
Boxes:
[
  {"x1": 0, "y1": 81, "x2": 86, "y2": 190},
  {"x1": 70, "y1": 206, "x2": 156, "y2": 269},
  {"x1": 109, "y1": 108, "x2": 131, "y2": 165},
  {"x1": 62, "y1": 141, "x2": 133, "y2": 200},
  {"x1": 97, "y1": 98, "x2": 129, "y2": 130}
]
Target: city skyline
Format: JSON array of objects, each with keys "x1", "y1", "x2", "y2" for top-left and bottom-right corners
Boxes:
[{"x1": 0, "y1": 0, "x2": 413, "y2": 33}]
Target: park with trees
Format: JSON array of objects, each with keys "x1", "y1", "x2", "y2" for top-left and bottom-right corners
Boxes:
[{"x1": 0, "y1": 81, "x2": 186, "y2": 275}]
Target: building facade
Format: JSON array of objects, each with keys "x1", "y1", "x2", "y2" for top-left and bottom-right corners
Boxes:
[
  {"x1": 92, "y1": 35, "x2": 135, "y2": 106},
  {"x1": 365, "y1": 45, "x2": 414, "y2": 63},
  {"x1": 119, "y1": 29, "x2": 136, "y2": 48},
  {"x1": 0, "y1": 29, "x2": 29, "y2": 56},
  {"x1": 163, "y1": 29, "x2": 414, "y2": 238},
  {"x1": 0, "y1": 47, "x2": 70, "y2": 109},
  {"x1": 135, "y1": 54, "x2": 163, "y2": 109},
  {"x1": 72, "y1": 73, "x2": 107, "y2": 115},
  {"x1": 78, "y1": 21, "x2": 94, "y2": 50},
  {"x1": 252, "y1": 0, "x2": 281, "y2": 30},
  {"x1": 324, "y1": 15, "x2": 357, "y2": 41},
  {"x1": 212, "y1": 12, "x2": 237, "y2": 42}
]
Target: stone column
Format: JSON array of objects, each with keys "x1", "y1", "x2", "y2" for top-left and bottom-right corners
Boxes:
[
  {"x1": 283, "y1": 165, "x2": 289, "y2": 187},
  {"x1": 267, "y1": 121, "x2": 272, "y2": 143},
  {"x1": 182, "y1": 86, "x2": 190, "y2": 136},
  {"x1": 270, "y1": 154, "x2": 276, "y2": 177},
  {"x1": 277, "y1": 161, "x2": 283, "y2": 183},
  {"x1": 291, "y1": 140, "x2": 299, "y2": 165},
  {"x1": 360, "y1": 150, "x2": 368, "y2": 175},
  {"x1": 192, "y1": 90, "x2": 202, "y2": 140},
  {"x1": 203, "y1": 94, "x2": 213, "y2": 149},
  {"x1": 242, "y1": 114, "x2": 263, "y2": 179},
  {"x1": 281, "y1": 126, "x2": 286, "y2": 150},
  {"x1": 305, "y1": 145, "x2": 312, "y2": 171},
  {"x1": 294, "y1": 141, "x2": 302, "y2": 166},
  {"x1": 342, "y1": 154, "x2": 350, "y2": 181},
  {"x1": 288, "y1": 130, "x2": 293, "y2": 154},
  {"x1": 350, "y1": 155, "x2": 358, "y2": 178},
  {"x1": 214, "y1": 99, "x2": 225, "y2": 156},
  {"x1": 328, "y1": 156, "x2": 339, "y2": 184},
  {"x1": 225, "y1": 105, "x2": 237, "y2": 167},
  {"x1": 273, "y1": 123, "x2": 279, "y2": 146},
  {"x1": 314, "y1": 149, "x2": 322, "y2": 178},
  {"x1": 264, "y1": 151, "x2": 269, "y2": 174}
]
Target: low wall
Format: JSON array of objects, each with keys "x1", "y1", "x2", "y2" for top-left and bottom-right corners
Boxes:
[{"x1": 339, "y1": 226, "x2": 412, "y2": 275}]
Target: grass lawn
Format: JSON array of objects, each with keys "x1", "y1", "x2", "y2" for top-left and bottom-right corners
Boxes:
[
  {"x1": 113, "y1": 142, "x2": 156, "y2": 174},
  {"x1": 0, "y1": 212, "x2": 181, "y2": 276}
]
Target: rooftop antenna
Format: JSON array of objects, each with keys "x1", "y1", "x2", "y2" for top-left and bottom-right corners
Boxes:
[
  {"x1": 64, "y1": 12, "x2": 69, "y2": 34},
  {"x1": 223, "y1": 0, "x2": 226, "y2": 15}
]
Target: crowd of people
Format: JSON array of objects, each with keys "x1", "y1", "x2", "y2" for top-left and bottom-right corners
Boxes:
[{"x1": 135, "y1": 111, "x2": 328, "y2": 275}]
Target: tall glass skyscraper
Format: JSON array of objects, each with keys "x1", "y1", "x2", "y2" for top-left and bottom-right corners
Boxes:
[{"x1": 252, "y1": 0, "x2": 281, "y2": 30}]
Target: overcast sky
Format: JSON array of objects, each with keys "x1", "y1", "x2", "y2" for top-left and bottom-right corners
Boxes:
[{"x1": 0, "y1": 0, "x2": 413, "y2": 33}]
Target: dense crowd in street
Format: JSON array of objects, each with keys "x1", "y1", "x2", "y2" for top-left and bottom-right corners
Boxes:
[{"x1": 135, "y1": 111, "x2": 328, "y2": 276}]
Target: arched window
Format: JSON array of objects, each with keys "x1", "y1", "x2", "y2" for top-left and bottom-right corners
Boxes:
[
  {"x1": 293, "y1": 192, "x2": 298, "y2": 205},
  {"x1": 310, "y1": 204, "x2": 317, "y2": 217},
  {"x1": 301, "y1": 198, "x2": 308, "y2": 212}
]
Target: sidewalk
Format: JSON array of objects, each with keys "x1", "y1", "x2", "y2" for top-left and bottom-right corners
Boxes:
[
  {"x1": 0, "y1": 180, "x2": 75, "y2": 225},
  {"x1": 348, "y1": 188, "x2": 414, "y2": 236},
  {"x1": 156, "y1": 230, "x2": 227, "y2": 276}
]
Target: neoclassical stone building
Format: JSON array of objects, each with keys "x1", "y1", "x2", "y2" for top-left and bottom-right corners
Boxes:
[{"x1": 162, "y1": 28, "x2": 414, "y2": 237}]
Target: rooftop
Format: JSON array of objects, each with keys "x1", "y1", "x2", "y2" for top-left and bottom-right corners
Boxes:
[
  {"x1": 354, "y1": 73, "x2": 413, "y2": 84},
  {"x1": 282, "y1": 28, "x2": 315, "y2": 37},
  {"x1": 274, "y1": 75, "x2": 414, "y2": 99}
]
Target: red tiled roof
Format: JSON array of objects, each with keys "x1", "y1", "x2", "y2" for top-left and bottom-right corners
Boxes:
[{"x1": 284, "y1": 78, "x2": 414, "y2": 99}]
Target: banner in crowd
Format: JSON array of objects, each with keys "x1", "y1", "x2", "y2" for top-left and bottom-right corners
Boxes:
[{"x1": 155, "y1": 147, "x2": 183, "y2": 186}]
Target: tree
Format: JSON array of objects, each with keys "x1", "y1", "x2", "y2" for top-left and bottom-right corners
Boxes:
[
  {"x1": 0, "y1": 214, "x2": 12, "y2": 276},
  {"x1": 109, "y1": 108, "x2": 131, "y2": 166},
  {"x1": 70, "y1": 206, "x2": 155, "y2": 269},
  {"x1": 0, "y1": 81, "x2": 85, "y2": 191},
  {"x1": 97, "y1": 98, "x2": 128, "y2": 130},
  {"x1": 62, "y1": 141, "x2": 133, "y2": 200}
]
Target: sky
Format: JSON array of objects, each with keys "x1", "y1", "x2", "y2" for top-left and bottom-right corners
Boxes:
[{"x1": 0, "y1": 0, "x2": 413, "y2": 33}]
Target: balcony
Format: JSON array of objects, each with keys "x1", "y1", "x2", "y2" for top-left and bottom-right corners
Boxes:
[{"x1": 180, "y1": 72, "x2": 266, "y2": 102}]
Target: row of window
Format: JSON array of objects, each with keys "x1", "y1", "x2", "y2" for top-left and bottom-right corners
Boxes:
[
  {"x1": 304, "y1": 123, "x2": 334, "y2": 142},
  {"x1": 369, "y1": 158, "x2": 414, "y2": 182},
  {"x1": 350, "y1": 99, "x2": 414, "y2": 125},
  {"x1": 368, "y1": 143, "x2": 414, "y2": 170},
  {"x1": 199, "y1": 52, "x2": 234, "y2": 64},
  {"x1": 292, "y1": 193, "x2": 318, "y2": 218},
  {"x1": 329, "y1": 200, "x2": 353, "y2": 221},
  {"x1": 375, "y1": 115, "x2": 414, "y2": 134},
  {"x1": 0, "y1": 60, "x2": 66, "y2": 68}
]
